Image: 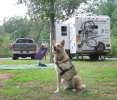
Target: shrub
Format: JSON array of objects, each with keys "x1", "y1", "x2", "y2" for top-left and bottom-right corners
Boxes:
[{"x1": 111, "y1": 36, "x2": 117, "y2": 56}]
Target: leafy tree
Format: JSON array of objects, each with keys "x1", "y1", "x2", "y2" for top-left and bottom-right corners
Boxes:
[
  {"x1": 3, "y1": 17, "x2": 31, "y2": 39},
  {"x1": 111, "y1": 7, "x2": 117, "y2": 28},
  {"x1": 111, "y1": 9, "x2": 117, "y2": 39},
  {"x1": 111, "y1": 36, "x2": 117, "y2": 56},
  {"x1": 29, "y1": 19, "x2": 50, "y2": 42},
  {"x1": 0, "y1": 25, "x2": 5, "y2": 34},
  {"x1": 97, "y1": 0, "x2": 116, "y2": 17},
  {"x1": 77, "y1": 0, "x2": 100, "y2": 15},
  {"x1": 97, "y1": 0, "x2": 117, "y2": 34},
  {"x1": 0, "y1": 37, "x2": 3, "y2": 46},
  {"x1": 80, "y1": 0, "x2": 117, "y2": 16}
]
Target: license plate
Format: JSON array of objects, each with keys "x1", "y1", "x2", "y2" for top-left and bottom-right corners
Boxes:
[
  {"x1": 29, "y1": 51, "x2": 34, "y2": 53},
  {"x1": 20, "y1": 51, "x2": 27, "y2": 53}
]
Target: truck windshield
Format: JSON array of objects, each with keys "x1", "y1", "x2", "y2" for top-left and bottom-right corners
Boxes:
[{"x1": 16, "y1": 39, "x2": 33, "y2": 43}]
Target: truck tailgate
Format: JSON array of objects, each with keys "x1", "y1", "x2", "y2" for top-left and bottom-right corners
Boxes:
[{"x1": 13, "y1": 43, "x2": 36, "y2": 51}]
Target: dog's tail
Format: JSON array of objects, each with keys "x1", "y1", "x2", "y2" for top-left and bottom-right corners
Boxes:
[
  {"x1": 79, "y1": 84, "x2": 86, "y2": 90},
  {"x1": 73, "y1": 75, "x2": 86, "y2": 90}
]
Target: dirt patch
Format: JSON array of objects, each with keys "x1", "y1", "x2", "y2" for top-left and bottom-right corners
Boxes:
[{"x1": 0, "y1": 73, "x2": 13, "y2": 79}]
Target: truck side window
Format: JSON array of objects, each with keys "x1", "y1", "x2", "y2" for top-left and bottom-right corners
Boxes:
[{"x1": 61, "y1": 26, "x2": 67, "y2": 36}]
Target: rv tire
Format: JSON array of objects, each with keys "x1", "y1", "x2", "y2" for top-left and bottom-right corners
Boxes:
[{"x1": 89, "y1": 55, "x2": 99, "y2": 61}]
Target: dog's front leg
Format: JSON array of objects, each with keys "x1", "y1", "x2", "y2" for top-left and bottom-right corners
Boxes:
[{"x1": 54, "y1": 73, "x2": 61, "y2": 93}]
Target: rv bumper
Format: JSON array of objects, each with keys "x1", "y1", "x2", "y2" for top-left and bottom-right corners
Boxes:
[{"x1": 76, "y1": 49, "x2": 111, "y2": 55}]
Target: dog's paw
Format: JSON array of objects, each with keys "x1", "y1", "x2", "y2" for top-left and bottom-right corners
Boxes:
[
  {"x1": 81, "y1": 84, "x2": 86, "y2": 89},
  {"x1": 77, "y1": 84, "x2": 86, "y2": 90},
  {"x1": 54, "y1": 89, "x2": 59, "y2": 93}
]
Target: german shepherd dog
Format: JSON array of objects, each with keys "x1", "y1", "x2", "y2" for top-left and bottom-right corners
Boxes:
[{"x1": 53, "y1": 40, "x2": 86, "y2": 93}]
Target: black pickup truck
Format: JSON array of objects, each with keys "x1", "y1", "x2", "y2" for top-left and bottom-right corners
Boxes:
[{"x1": 11, "y1": 38, "x2": 37, "y2": 60}]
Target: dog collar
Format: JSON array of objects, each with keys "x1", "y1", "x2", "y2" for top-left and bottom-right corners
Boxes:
[{"x1": 56, "y1": 58, "x2": 70, "y2": 64}]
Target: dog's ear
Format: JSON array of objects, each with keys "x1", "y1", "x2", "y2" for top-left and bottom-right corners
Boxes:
[{"x1": 60, "y1": 40, "x2": 65, "y2": 47}]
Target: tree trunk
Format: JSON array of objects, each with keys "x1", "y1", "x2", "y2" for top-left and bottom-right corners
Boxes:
[{"x1": 49, "y1": 0, "x2": 55, "y2": 63}]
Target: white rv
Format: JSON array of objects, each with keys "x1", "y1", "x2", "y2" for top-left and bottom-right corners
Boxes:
[{"x1": 55, "y1": 15, "x2": 111, "y2": 60}]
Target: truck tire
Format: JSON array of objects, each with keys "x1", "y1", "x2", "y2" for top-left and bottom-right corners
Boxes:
[
  {"x1": 89, "y1": 55, "x2": 99, "y2": 61},
  {"x1": 31, "y1": 55, "x2": 35, "y2": 59},
  {"x1": 12, "y1": 54, "x2": 18, "y2": 60}
]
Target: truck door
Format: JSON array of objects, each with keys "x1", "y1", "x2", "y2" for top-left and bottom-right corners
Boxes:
[{"x1": 69, "y1": 24, "x2": 77, "y2": 54}]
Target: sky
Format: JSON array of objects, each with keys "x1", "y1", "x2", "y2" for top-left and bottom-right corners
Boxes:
[{"x1": 0, "y1": 0, "x2": 27, "y2": 25}]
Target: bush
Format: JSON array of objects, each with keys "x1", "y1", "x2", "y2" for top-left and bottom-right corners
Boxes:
[
  {"x1": 111, "y1": 36, "x2": 117, "y2": 56},
  {"x1": 0, "y1": 47, "x2": 12, "y2": 57},
  {"x1": 0, "y1": 34, "x2": 12, "y2": 57},
  {"x1": 0, "y1": 37, "x2": 3, "y2": 46}
]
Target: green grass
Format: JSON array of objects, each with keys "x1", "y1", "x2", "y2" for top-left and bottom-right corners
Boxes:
[
  {"x1": 0, "y1": 56, "x2": 49, "y2": 65},
  {"x1": 0, "y1": 59, "x2": 37, "y2": 65},
  {"x1": 0, "y1": 59, "x2": 117, "y2": 100}
]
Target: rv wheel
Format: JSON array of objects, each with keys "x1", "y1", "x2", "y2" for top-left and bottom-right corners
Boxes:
[
  {"x1": 96, "y1": 42, "x2": 105, "y2": 52},
  {"x1": 89, "y1": 55, "x2": 99, "y2": 61}
]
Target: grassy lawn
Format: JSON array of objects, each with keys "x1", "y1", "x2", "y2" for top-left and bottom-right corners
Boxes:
[{"x1": 0, "y1": 59, "x2": 117, "y2": 100}]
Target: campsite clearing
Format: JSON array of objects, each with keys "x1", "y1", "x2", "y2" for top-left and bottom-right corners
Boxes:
[{"x1": 0, "y1": 59, "x2": 117, "y2": 100}]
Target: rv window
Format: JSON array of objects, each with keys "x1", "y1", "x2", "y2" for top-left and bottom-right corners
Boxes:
[{"x1": 61, "y1": 26, "x2": 67, "y2": 36}]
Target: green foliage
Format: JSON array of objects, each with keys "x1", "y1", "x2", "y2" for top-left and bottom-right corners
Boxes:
[
  {"x1": 0, "y1": 37, "x2": 3, "y2": 46},
  {"x1": 0, "y1": 25, "x2": 5, "y2": 46},
  {"x1": 0, "y1": 25, "x2": 5, "y2": 34},
  {"x1": 112, "y1": 22, "x2": 117, "y2": 37},
  {"x1": 29, "y1": 20, "x2": 50, "y2": 42},
  {"x1": 79, "y1": 0, "x2": 99, "y2": 14},
  {"x1": 3, "y1": 17, "x2": 31, "y2": 39},
  {"x1": 98, "y1": 0, "x2": 117, "y2": 18},
  {"x1": 112, "y1": 7, "x2": 117, "y2": 23},
  {"x1": 0, "y1": 34, "x2": 12, "y2": 57},
  {"x1": 56, "y1": 0, "x2": 81, "y2": 17},
  {"x1": 21, "y1": 0, "x2": 83, "y2": 19},
  {"x1": 111, "y1": 36, "x2": 117, "y2": 56}
]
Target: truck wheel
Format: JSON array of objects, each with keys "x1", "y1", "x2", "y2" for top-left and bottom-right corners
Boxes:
[
  {"x1": 31, "y1": 55, "x2": 35, "y2": 59},
  {"x1": 12, "y1": 54, "x2": 18, "y2": 60},
  {"x1": 99, "y1": 56, "x2": 105, "y2": 61},
  {"x1": 89, "y1": 55, "x2": 99, "y2": 61}
]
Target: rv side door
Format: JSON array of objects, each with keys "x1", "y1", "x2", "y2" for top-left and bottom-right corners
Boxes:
[{"x1": 70, "y1": 24, "x2": 77, "y2": 54}]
